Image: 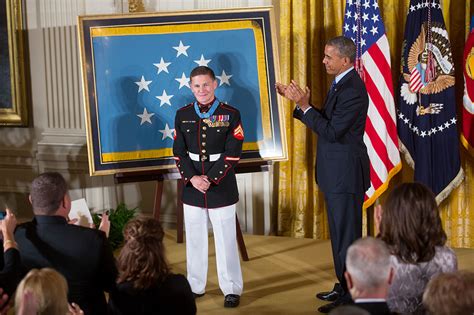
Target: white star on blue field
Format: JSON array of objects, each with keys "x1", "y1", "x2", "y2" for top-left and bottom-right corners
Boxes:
[{"x1": 92, "y1": 28, "x2": 263, "y2": 154}]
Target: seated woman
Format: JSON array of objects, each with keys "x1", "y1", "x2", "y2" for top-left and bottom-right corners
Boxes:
[
  {"x1": 14, "y1": 268, "x2": 83, "y2": 315},
  {"x1": 375, "y1": 182, "x2": 457, "y2": 314},
  {"x1": 108, "y1": 217, "x2": 196, "y2": 315}
]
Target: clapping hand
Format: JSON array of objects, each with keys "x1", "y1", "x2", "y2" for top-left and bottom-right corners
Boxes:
[
  {"x1": 0, "y1": 208, "x2": 17, "y2": 250},
  {"x1": 98, "y1": 211, "x2": 110, "y2": 237},
  {"x1": 276, "y1": 81, "x2": 312, "y2": 111}
]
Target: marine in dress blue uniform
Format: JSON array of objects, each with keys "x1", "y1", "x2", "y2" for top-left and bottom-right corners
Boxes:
[{"x1": 172, "y1": 66, "x2": 244, "y2": 308}]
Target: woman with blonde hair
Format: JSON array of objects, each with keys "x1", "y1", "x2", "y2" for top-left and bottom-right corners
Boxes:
[
  {"x1": 14, "y1": 268, "x2": 82, "y2": 315},
  {"x1": 108, "y1": 217, "x2": 196, "y2": 315}
]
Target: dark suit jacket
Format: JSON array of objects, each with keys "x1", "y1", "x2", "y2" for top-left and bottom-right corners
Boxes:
[
  {"x1": 293, "y1": 69, "x2": 370, "y2": 194},
  {"x1": 173, "y1": 102, "x2": 244, "y2": 208},
  {"x1": 15, "y1": 216, "x2": 117, "y2": 315},
  {"x1": 108, "y1": 273, "x2": 196, "y2": 315},
  {"x1": 0, "y1": 247, "x2": 22, "y2": 296},
  {"x1": 355, "y1": 301, "x2": 393, "y2": 315}
]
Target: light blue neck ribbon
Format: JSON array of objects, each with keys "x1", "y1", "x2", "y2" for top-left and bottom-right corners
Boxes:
[{"x1": 194, "y1": 98, "x2": 220, "y2": 119}]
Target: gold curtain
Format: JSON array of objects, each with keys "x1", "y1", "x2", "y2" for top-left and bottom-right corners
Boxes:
[{"x1": 276, "y1": 0, "x2": 474, "y2": 248}]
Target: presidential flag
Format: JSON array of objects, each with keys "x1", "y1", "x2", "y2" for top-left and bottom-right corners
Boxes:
[
  {"x1": 461, "y1": 19, "x2": 474, "y2": 155},
  {"x1": 398, "y1": 0, "x2": 463, "y2": 202},
  {"x1": 343, "y1": 0, "x2": 401, "y2": 208},
  {"x1": 90, "y1": 21, "x2": 268, "y2": 164}
]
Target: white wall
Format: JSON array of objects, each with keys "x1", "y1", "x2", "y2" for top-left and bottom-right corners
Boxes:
[{"x1": 0, "y1": 0, "x2": 274, "y2": 235}]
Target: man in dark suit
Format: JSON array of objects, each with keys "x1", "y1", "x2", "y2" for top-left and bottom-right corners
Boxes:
[
  {"x1": 276, "y1": 36, "x2": 370, "y2": 313},
  {"x1": 173, "y1": 66, "x2": 244, "y2": 308},
  {"x1": 344, "y1": 237, "x2": 394, "y2": 315},
  {"x1": 15, "y1": 172, "x2": 117, "y2": 315}
]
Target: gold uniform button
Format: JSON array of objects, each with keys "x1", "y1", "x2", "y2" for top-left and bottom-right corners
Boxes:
[
  {"x1": 202, "y1": 142, "x2": 206, "y2": 146},
  {"x1": 202, "y1": 126, "x2": 207, "y2": 130},
  {"x1": 181, "y1": 171, "x2": 184, "y2": 174},
  {"x1": 186, "y1": 129, "x2": 190, "y2": 132},
  {"x1": 202, "y1": 149, "x2": 206, "y2": 153},
  {"x1": 219, "y1": 171, "x2": 223, "y2": 174},
  {"x1": 214, "y1": 177, "x2": 218, "y2": 180},
  {"x1": 225, "y1": 165, "x2": 228, "y2": 168},
  {"x1": 185, "y1": 178, "x2": 188, "y2": 180}
]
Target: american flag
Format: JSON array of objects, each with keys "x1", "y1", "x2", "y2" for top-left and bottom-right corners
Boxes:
[{"x1": 343, "y1": 0, "x2": 401, "y2": 208}]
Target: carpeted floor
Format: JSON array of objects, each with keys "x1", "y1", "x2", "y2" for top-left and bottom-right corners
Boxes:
[{"x1": 163, "y1": 230, "x2": 474, "y2": 315}]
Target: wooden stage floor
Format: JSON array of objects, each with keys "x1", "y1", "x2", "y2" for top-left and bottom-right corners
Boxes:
[{"x1": 163, "y1": 230, "x2": 474, "y2": 315}]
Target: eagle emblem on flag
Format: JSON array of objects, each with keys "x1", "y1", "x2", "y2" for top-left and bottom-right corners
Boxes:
[{"x1": 401, "y1": 23, "x2": 455, "y2": 109}]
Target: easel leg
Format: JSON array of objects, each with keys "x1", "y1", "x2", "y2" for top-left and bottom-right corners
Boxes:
[
  {"x1": 153, "y1": 180, "x2": 164, "y2": 221},
  {"x1": 236, "y1": 215, "x2": 249, "y2": 261},
  {"x1": 177, "y1": 180, "x2": 184, "y2": 243}
]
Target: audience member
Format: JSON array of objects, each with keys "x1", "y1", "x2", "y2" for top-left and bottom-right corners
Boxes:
[
  {"x1": 344, "y1": 237, "x2": 393, "y2": 315},
  {"x1": 15, "y1": 268, "x2": 83, "y2": 315},
  {"x1": 0, "y1": 208, "x2": 22, "y2": 297},
  {"x1": 108, "y1": 217, "x2": 196, "y2": 315},
  {"x1": 14, "y1": 172, "x2": 117, "y2": 315},
  {"x1": 422, "y1": 270, "x2": 474, "y2": 315},
  {"x1": 375, "y1": 182, "x2": 457, "y2": 314}
]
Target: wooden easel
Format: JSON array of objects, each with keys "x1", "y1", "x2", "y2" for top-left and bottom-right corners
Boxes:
[{"x1": 114, "y1": 163, "x2": 270, "y2": 262}]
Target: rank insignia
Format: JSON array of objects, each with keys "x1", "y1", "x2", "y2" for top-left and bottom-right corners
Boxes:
[{"x1": 233, "y1": 124, "x2": 244, "y2": 140}]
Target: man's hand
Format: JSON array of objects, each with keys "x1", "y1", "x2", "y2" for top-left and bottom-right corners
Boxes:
[
  {"x1": 287, "y1": 80, "x2": 311, "y2": 110},
  {"x1": 190, "y1": 175, "x2": 211, "y2": 194},
  {"x1": 275, "y1": 82, "x2": 288, "y2": 97},
  {"x1": 98, "y1": 211, "x2": 110, "y2": 237},
  {"x1": 276, "y1": 81, "x2": 312, "y2": 110},
  {"x1": 276, "y1": 82, "x2": 300, "y2": 102}
]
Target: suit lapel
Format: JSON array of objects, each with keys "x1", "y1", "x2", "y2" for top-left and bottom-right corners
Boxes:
[{"x1": 323, "y1": 69, "x2": 356, "y2": 114}]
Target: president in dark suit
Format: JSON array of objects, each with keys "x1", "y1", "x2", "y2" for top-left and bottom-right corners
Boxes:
[
  {"x1": 15, "y1": 172, "x2": 117, "y2": 315},
  {"x1": 276, "y1": 36, "x2": 370, "y2": 313}
]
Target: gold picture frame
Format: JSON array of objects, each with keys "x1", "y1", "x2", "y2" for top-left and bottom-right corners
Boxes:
[
  {"x1": 0, "y1": 0, "x2": 28, "y2": 126},
  {"x1": 78, "y1": 7, "x2": 287, "y2": 176}
]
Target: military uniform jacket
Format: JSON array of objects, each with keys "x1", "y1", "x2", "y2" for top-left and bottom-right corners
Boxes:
[{"x1": 173, "y1": 102, "x2": 244, "y2": 208}]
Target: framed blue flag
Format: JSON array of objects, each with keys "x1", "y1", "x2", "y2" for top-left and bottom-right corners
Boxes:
[{"x1": 78, "y1": 7, "x2": 286, "y2": 175}]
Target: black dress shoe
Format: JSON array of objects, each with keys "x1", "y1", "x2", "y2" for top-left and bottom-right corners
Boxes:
[
  {"x1": 316, "y1": 290, "x2": 340, "y2": 302},
  {"x1": 224, "y1": 294, "x2": 240, "y2": 308},
  {"x1": 317, "y1": 297, "x2": 349, "y2": 313},
  {"x1": 193, "y1": 292, "x2": 205, "y2": 299}
]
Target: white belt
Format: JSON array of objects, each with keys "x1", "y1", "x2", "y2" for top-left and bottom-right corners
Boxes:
[{"x1": 189, "y1": 152, "x2": 221, "y2": 162}]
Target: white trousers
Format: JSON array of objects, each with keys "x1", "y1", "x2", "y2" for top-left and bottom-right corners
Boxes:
[{"x1": 184, "y1": 203, "x2": 243, "y2": 296}]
